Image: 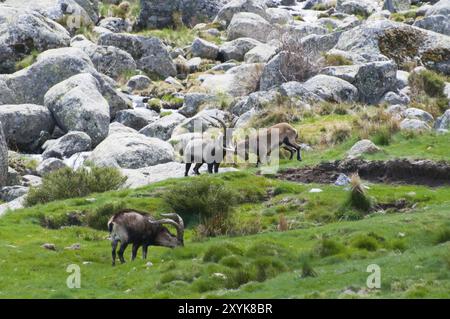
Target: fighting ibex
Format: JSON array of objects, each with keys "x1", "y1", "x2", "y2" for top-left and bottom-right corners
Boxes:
[
  {"x1": 108, "y1": 210, "x2": 184, "y2": 266},
  {"x1": 183, "y1": 116, "x2": 236, "y2": 176},
  {"x1": 235, "y1": 122, "x2": 302, "y2": 166}
]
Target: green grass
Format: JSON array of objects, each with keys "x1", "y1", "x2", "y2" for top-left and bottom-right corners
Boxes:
[{"x1": 0, "y1": 170, "x2": 449, "y2": 298}]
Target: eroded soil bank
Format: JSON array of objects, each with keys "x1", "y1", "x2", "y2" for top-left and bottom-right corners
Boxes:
[{"x1": 277, "y1": 159, "x2": 450, "y2": 187}]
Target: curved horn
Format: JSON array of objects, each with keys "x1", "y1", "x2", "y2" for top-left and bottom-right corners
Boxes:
[{"x1": 150, "y1": 214, "x2": 184, "y2": 246}]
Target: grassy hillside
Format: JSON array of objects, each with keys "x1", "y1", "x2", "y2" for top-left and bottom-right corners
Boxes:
[{"x1": 0, "y1": 169, "x2": 449, "y2": 298}]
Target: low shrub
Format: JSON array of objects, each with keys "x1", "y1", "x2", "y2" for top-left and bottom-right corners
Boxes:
[
  {"x1": 314, "y1": 238, "x2": 346, "y2": 257},
  {"x1": 251, "y1": 257, "x2": 288, "y2": 282},
  {"x1": 435, "y1": 226, "x2": 450, "y2": 244},
  {"x1": 85, "y1": 202, "x2": 126, "y2": 231},
  {"x1": 351, "y1": 234, "x2": 380, "y2": 251},
  {"x1": 163, "y1": 177, "x2": 238, "y2": 237},
  {"x1": 409, "y1": 69, "x2": 447, "y2": 98},
  {"x1": 299, "y1": 253, "x2": 317, "y2": 278},
  {"x1": 25, "y1": 166, "x2": 126, "y2": 206}
]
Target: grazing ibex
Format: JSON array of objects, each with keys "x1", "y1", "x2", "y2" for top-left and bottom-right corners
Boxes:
[
  {"x1": 235, "y1": 122, "x2": 302, "y2": 166},
  {"x1": 108, "y1": 210, "x2": 184, "y2": 266},
  {"x1": 183, "y1": 116, "x2": 236, "y2": 176}
]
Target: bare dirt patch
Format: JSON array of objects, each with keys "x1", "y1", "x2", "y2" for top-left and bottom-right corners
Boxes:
[{"x1": 277, "y1": 159, "x2": 450, "y2": 187}]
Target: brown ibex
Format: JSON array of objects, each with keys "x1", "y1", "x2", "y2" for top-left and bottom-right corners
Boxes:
[
  {"x1": 235, "y1": 122, "x2": 302, "y2": 166},
  {"x1": 108, "y1": 210, "x2": 184, "y2": 266},
  {"x1": 183, "y1": 116, "x2": 236, "y2": 176}
]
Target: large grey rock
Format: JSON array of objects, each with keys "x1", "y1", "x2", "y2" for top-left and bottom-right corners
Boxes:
[
  {"x1": 139, "y1": 113, "x2": 186, "y2": 141},
  {"x1": 336, "y1": 0, "x2": 377, "y2": 17},
  {"x1": 191, "y1": 38, "x2": 219, "y2": 60},
  {"x1": 265, "y1": 8, "x2": 292, "y2": 25},
  {"x1": 334, "y1": 20, "x2": 450, "y2": 75},
  {"x1": 44, "y1": 73, "x2": 110, "y2": 146},
  {"x1": 108, "y1": 122, "x2": 138, "y2": 135},
  {"x1": 301, "y1": 32, "x2": 343, "y2": 61},
  {"x1": 383, "y1": 0, "x2": 411, "y2": 13},
  {"x1": 424, "y1": 0, "x2": 450, "y2": 17},
  {"x1": 215, "y1": 0, "x2": 268, "y2": 26},
  {"x1": 98, "y1": 33, "x2": 176, "y2": 78},
  {"x1": 279, "y1": 81, "x2": 323, "y2": 103},
  {"x1": 244, "y1": 43, "x2": 277, "y2": 63},
  {"x1": 98, "y1": 17, "x2": 131, "y2": 33},
  {"x1": 404, "y1": 107, "x2": 434, "y2": 123},
  {"x1": 218, "y1": 38, "x2": 262, "y2": 61},
  {"x1": 0, "y1": 104, "x2": 55, "y2": 151},
  {"x1": 1, "y1": 0, "x2": 99, "y2": 28},
  {"x1": 0, "y1": 6, "x2": 70, "y2": 73},
  {"x1": 400, "y1": 118, "x2": 431, "y2": 131},
  {"x1": 231, "y1": 90, "x2": 279, "y2": 115},
  {"x1": 347, "y1": 139, "x2": 381, "y2": 158},
  {"x1": 126, "y1": 75, "x2": 152, "y2": 91},
  {"x1": 259, "y1": 52, "x2": 286, "y2": 91},
  {"x1": 0, "y1": 47, "x2": 130, "y2": 117},
  {"x1": 414, "y1": 15, "x2": 450, "y2": 36},
  {"x1": 0, "y1": 186, "x2": 29, "y2": 203},
  {"x1": 381, "y1": 91, "x2": 410, "y2": 105},
  {"x1": 435, "y1": 109, "x2": 450, "y2": 130},
  {"x1": 0, "y1": 122, "x2": 7, "y2": 188},
  {"x1": 42, "y1": 131, "x2": 92, "y2": 159},
  {"x1": 267, "y1": 23, "x2": 328, "y2": 44},
  {"x1": 114, "y1": 108, "x2": 158, "y2": 130},
  {"x1": 320, "y1": 65, "x2": 361, "y2": 83},
  {"x1": 71, "y1": 35, "x2": 137, "y2": 80},
  {"x1": 303, "y1": 75, "x2": 359, "y2": 103},
  {"x1": 227, "y1": 12, "x2": 273, "y2": 43},
  {"x1": 36, "y1": 157, "x2": 68, "y2": 176},
  {"x1": 89, "y1": 132, "x2": 175, "y2": 169},
  {"x1": 137, "y1": 0, "x2": 228, "y2": 29},
  {"x1": 178, "y1": 93, "x2": 216, "y2": 117},
  {"x1": 201, "y1": 63, "x2": 264, "y2": 97},
  {"x1": 353, "y1": 61, "x2": 397, "y2": 104}
]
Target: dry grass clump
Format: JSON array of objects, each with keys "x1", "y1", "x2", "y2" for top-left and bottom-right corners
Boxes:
[
  {"x1": 320, "y1": 123, "x2": 352, "y2": 146},
  {"x1": 355, "y1": 109, "x2": 400, "y2": 145}
]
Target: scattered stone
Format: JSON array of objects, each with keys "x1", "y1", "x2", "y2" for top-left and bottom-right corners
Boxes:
[
  {"x1": 309, "y1": 188, "x2": 323, "y2": 193},
  {"x1": 42, "y1": 243, "x2": 56, "y2": 251},
  {"x1": 65, "y1": 243, "x2": 81, "y2": 250},
  {"x1": 347, "y1": 140, "x2": 381, "y2": 158},
  {"x1": 335, "y1": 173, "x2": 350, "y2": 186}
]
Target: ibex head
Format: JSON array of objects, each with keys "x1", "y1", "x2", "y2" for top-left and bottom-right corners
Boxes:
[{"x1": 149, "y1": 213, "x2": 185, "y2": 247}]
